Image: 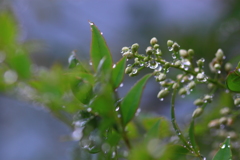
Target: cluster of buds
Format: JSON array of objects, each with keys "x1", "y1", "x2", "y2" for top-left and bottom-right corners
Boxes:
[{"x1": 122, "y1": 37, "x2": 234, "y2": 118}]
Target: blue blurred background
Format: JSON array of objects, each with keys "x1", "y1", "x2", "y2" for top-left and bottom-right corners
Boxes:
[{"x1": 1, "y1": 0, "x2": 240, "y2": 159}]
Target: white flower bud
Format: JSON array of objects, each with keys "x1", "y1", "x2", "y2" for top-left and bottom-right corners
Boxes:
[
  {"x1": 150, "y1": 37, "x2": 158, "y2": 46},
  {"x1": 214, "y1": 63, "x2": 221, "y2": 70},
  {"x1": 215, "y1": 49, "x2": 224, "y2": 61},
  {"x1": 188, "y1": 49, "x2": 194, "y2": 56},
  {"x1": 157, "y1": 89, "x2": 169, "y2": 98},
  {"x1": 178, "y1": 88, "x2": 187, "y2": 95},
  {"x1": 234, "y1": 98, "x2": 240, "y2": 106},
  {"x1": 156, "y1": 73, "x2": 166, "y2": 82},
  {"x1": 192, "y1": 107, "x2": 203, "y2": 118},
  {"x1": 179, "y1": 49, "x2": 188, "y2": 58},
  {"x1": 196, "y1": 73, "x2": 204, "y2": 80},
  {"x1": 194, "y1": 99, "x2": 204, "y2": 106},
  {"x1": 174, "y1": 60, "x2": 181, "y2": 67},
  {"x1": 167, "y1": 40, "x2": 173, "y2": 47},
  {"x1": 224, "y1": 63, "x2": 232, "y2": 72},
  {"x1": 220, "y1": 107, "x2": 231, "y2": 115},
  {"x1": 188, "y1": 81, "x2": 196, "y2": 89}
]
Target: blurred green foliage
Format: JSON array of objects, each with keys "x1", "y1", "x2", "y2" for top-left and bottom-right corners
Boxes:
[{"x1": 1, "y1": 10, "x2": 240, "y2": 160}]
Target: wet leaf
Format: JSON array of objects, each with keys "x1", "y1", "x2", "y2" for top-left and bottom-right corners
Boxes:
[
  {"x1": 226, "y1": 69, "x2": 240, "y2": 93},
  {"x1": 212, "y1": 137, "x2": 232, "y2": 160},
  {"x1": 120, "y1": 74, "x2": 151, "y2": 126},
  {"x1": 188, "y1": 120, "x2": 199, "y2": 155},
  {"x1": 111, "y1": 57, "x2": 127, "y2": 88},
  {"x1": 90, "y1": 22, "x2": 112, "y2": 72}
]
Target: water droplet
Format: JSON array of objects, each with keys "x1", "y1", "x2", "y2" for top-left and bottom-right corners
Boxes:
[
  {"x1": 160, "y1": 98, "x2": 164, "y2": 101},
  {"x1": 89, "y1": 61, "x2": 92, "y2": 66},
  {"x1": 172, "y1": 53, "x2": 176, "y2": 59},
  {"x1": 115, "y1": 107, "x2": 119, "y2": 111},
  {"x1": 101, "y1": 143, "x2": 111, "y2": 153},
  {"x1": 72, "y1": 127, "x2": 84, "y2": 141},
  {"x1": 221, "y1": 144, "x2": 226, "y2": 149},
  {"x1": 4, "y1": 70, "x2": 18, "y2": 84},
  {"x1": 112, "y1": 151, "x2": 116, "y2": 158},
  {"x1": 168, "y1": 47, "x2": 173, "y2": 51},
  {"x1": 87, "y1": 108, "x2": 92, "y2": 112},
  {"x1": 119, "y1": 83, "x2": 124, "y2": 87},
  {"x1": 89, "y1": 22, "x2": 94, "y2": 25},
  {"x1": 101, "y1": 32, "x2": 103, "y2": 35},
  {"x1": 188, "y1": 75, "x2": 194, "y2": 80},
  {"x1": 217, "y1": 70, "x2": 221, "y2": 74},
  {"x1": 62, "y1": 106, "x2": 66, "y2": 108},
  {"x1": 123, "y1": 150, "x2": 128, "y2": 157},
  {"x1": 135, "y1": 108, "x2": 141, "y2": 116},
  {"x1": 144, "y1": 62, "x2": 150, "y2": 67},
  {"x1": 139, "y1": 61, "x2": 144, "y2": 66},
  {"x1": 118, "y1": 114, "x2": 121, "y2": 118},
  {"x1": 112, "y1": 64, "x2": 116, "y2": 68},
  {"x1": 150, "y1": 62, "x2": 159, "y2": 69},
  {"x1": 132, "y1": 68, "x2": 138, "y2": 75}
]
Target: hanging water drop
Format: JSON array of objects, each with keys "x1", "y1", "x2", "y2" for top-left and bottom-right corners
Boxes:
[
  {"x1": 115, "y1": 107, "x2": 119, "y2": 111},
  {"x1": 119, "y1": 83, "x2": 124, "y2": 87},
  {"x1": 172, "y1": 53, "x2": 176, "y2": 59},
  {"x1": 112, "y1": 64, "x2": 116, "y2": 68}
]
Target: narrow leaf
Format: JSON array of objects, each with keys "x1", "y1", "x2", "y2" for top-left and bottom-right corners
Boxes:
[
  {"x1": 120, "y1": 74, "x2": 152, "y2": 126},
  {"x1": 212, "y1": 137, "x2": 232, "y2": 160},
  {"x1": 226, "y1": 69, "x2": 240, "y2": 93},
  {"x1": 188, "y1": 120, "x2": 199, "y2": 154},
  {"x1": 90, "y1": 22, "x2": 112, "y2": 72},
  {"x1": 111, "y1": 57, "x2": 127, "y2": 88}
]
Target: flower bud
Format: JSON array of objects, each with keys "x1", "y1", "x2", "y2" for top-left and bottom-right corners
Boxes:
[
  {"x1": 160, "y1": 81, "x2": 168, "y2": 87},
  {"x1": 208, "y1": 119, "x2": 220, "y2": 128},
  {"x1": 156, "y1": 73, "x2": 166, "y2": 82},
  {"x1": 203, "y1": 95, "x2": 212, "y2": 103},
  {"x1": 150, "y1": 37, "x2": 158, "y2": 46},
  {"x1": 153, "y1": 44, "x2": 160, "y2": 49},
  {"x1": 207, "y1": 83, "x2": 215, "y2": 89},
  {"x1": 125, "y1": 66, "x2": 133, "y2": 74},
  {"x1": 146, "y1": 46, "x2": 153, "y2": 55},
  {"x1": 122, "y1": 46, "x2": 129, "y2": 52},
  {"x1": 194, "y1": 99, "x2": 204, "y2": 106},
  {"x1": 174, "y1": 60, "x2": 181, "y2": 67},
  {"x1": 224, "y1": 63, "x2": 232, "y2": 72},
  {"x1": 167, "y1": 40, "x2": 174, "y2": 47},
  {"x1": 215, "y1": 49, "x2": 224, "y2": 61},
  {"x1": 143, "y1": 56, "x2": 150, "y2": 62},
  {"x1": 179, "y1": 49, "x2": 188, "y2": 58},
  {"x1": 196, "y1": 73, "x2": 204, "y2": 81},
  {"x1": 172, "y1": 83, "x2": 179, "y2": 89},
  {"x1": 123, "y1": 51, "x2": 134, "y2": 59},
  {"x1": 131, "y1": 43, "x2": 139, "y2": 52},
  {"x1": 214, "y1": 63, "x2": 221, "y2": 70},
  {"x1": 172, "y1": 42, "x2": 180, "y2": 52},
  {"x1": 188, "y1": 81, "x2": 196, "y2": 89},
  {"x1": 192, "y1": 107, "x2": 203, "y2": 118},
  {"x1": 220, "y1": 107, "x2": 231, "y2": 115},
  {"x1": 134, "y1": 58, "x2": 140, "y2": 65},
  {"x1": 197, "y1": 59, "x2": 204, "y2": 67},
  {"x1": 178, "y1": 88, "x2": 187, "y2": 95},
  {"x1": 157, "y1": 89, "x2": 169, "y2": 98},
  {"x1": 219, "y1": 117, "x2": 228, "y2": 125},
  {"x1": 188, "y1": 49, "x2": 194, "y2": 56},
  {"x1": 164, "y1": 62, "x2": 170, "y2": 68},
  {"x1": 227, "y1": 117, "x2": 234, "y2": 126},
  {"x1": 234, "y1": 98, "x2": 240, "y2": 105}
]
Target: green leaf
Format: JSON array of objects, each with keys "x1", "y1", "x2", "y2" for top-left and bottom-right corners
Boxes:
[
  {"x1": 212, "y1": 137, "x2": 232, "y2": 160},
  {"x1": 0, "y1": 13, "x2": 17, "y2": 48},
  {"x1": 111, "y1": 57, "x2": 127, "y2": 88},
  {"x1": 90, "y1": 22, "x2": 112, "y2": 72},
  {"x1": 188, "y1": 120, "x2": 200, "y2": 155},
  {"x1": 120, "y1": 74, "x2": 152, "y2": 126},
  {"x1": 226, "y1": 69, "x2": 240, "y2": 93}
]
